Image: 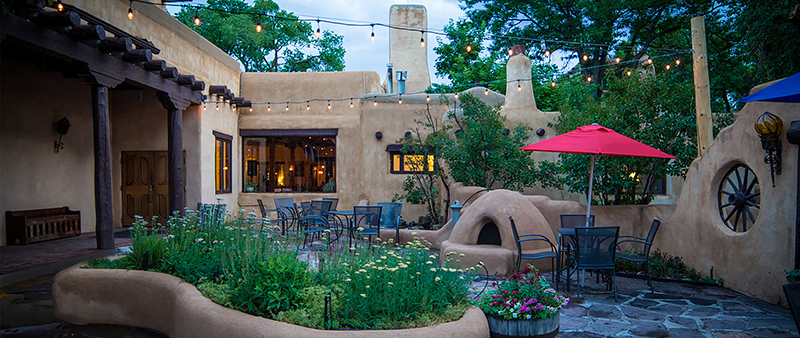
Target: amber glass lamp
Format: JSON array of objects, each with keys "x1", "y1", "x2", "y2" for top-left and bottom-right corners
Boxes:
[{"x1": 755, "y1": 112, "x2": 783, "y2": 186}]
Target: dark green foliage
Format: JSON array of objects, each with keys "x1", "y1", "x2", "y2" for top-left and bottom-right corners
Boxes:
[
  {"x1": 540, "y1": 71, "x2": 733, "y2": 205},
  {"x1": 786, "y1": 269, "x2": 800, "y2": 283},
  {"x1": 227, "y1": 250, "x2": 310, "y2": 317},
  {"x1": 174, "y1": 0, "x2": 345, "y2": 72},
  {"x1": 444, "y1": 94, "x2": 537, "y2": 191},
  {"x1": 616, "y1": 249, "x2": 723, "y2": 285}
]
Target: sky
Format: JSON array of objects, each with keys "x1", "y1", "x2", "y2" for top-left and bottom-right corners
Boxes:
[{"x1": 166, "y1": 0, "x2": 467, "y2": 84}]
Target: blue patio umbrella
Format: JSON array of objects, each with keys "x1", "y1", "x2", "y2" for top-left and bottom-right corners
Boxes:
[{"x1": 739, "y1": 71, "x2": 800, "y2": 103}]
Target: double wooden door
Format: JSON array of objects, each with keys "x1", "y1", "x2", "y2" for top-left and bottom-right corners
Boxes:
[{"x1": 122, "y1": 151, "x2": 171, "y2": 227}]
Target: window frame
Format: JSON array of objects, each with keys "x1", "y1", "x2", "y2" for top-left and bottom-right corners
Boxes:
[
  {"x1": 387, "y1": 144, "x2": 436, "y2": 174},
  {"x1": 213, "y1": 131, "x2": 233, "y2": 194}
]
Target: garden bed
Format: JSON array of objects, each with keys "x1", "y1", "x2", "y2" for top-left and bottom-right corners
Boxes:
[{"x1": 53, "y1": 264, "x2": 489, "y2": 338}]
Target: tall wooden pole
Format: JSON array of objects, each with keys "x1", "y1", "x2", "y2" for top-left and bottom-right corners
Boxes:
[
  {"x1": 157, "y1": 92, "x2": 187, "y2": 217},
  {"x1": 92, "y1": 84, "x2": 115, "y2": 250},
  {"x1": 692, "y1": 16, "x2": 714, "y2": 156}
]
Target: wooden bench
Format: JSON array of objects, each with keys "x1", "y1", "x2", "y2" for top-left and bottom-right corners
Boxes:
[{"x1": 5, "y1": 207, "x2": 81, "y2": 245}]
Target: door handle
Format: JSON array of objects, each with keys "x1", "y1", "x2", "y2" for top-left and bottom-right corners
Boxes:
[{"x1": 149, "y1": 185, "x2": 153, "y2": 194}]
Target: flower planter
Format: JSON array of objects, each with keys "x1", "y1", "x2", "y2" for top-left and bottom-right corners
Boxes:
[{"x1": 485, "y1": 313, "x2": 559, "y2": 338}]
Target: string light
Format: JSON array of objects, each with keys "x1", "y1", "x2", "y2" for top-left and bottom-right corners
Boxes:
[
  {"x1": 647, "y1": 58, "x2": 653, "y2": 64},
  {"x1": 315, "y1": 19, "x2": 321, "y2": 39},
  {"x1": 582, "y1": 54, "x2": 588, "y2": 61},
  {"x1": 666, "y1": 64, "x2": 671, "y2": 70},
  {"x1": 398, "y1": 94, "x2": 403, "y2": 104},
  {"x1": 256, "y1": 21, "x2": 262, "y2": 32},
  {"x1": 615, "y1": 57, "x2": 620, "y2": 63},
  {"x1": 127, "y1": 1, "x2": 133, "y2": 20},
  {"x1": 420, "y1": 31, "x2": 425, "y2": 48},
  {"x1": 370, "y1": 24, "x2": 375, "y2": 42},
  {"x1": 466, "y1": 44, "x2": 472, "y2": 52},
  {"x1": 426, "y1": 95, "x2": 430, "y2": 102},
  {"x1": 286, "y1": 101, "x2": 290, "y2": 111},
  {"x1": 215, "y1": 101, "x2": 219, "y2": 110},
  {"x1": 544, "y1": 49, "x2": 550, "y2": 57},
  {"x1": 551, "y1": 81, "x2": 556, "y2": 87},
  {"x1": 626, "y1": 70, "x2": 632, "y2": 76},
  {"x1": 587, "y1": 76, "x2": 592, "y2": 82},
  {"x1": 194, "y1": 13, "x2": 200, "y2": 26},
  {"x1": 327, "y1": 99, "x2": 332, "y2": 109},
  {"x1": 203, "y1": 102, "x2": 206, "y2": 110},
  {"x1": 454, "y1": 93, "x2": 459, "y2": 99},
  {"x1": 306, "y1": 100, "x2": 310, "y2": 110},
  {"x1": 517, "y1": 80, "x2": 521, "y2": 92},
  {"x1": 249, "y1": 106, "x2": 253, "y2": 112},
  {"x1": 350, "y1": 98, "x2": 354, "y2": 108},
  {"x1": 508, "y1": 49, "x2": 514, "y2": 56},
  {"x1": 56, "y1": 0, "x2": 63, "y2": 11},
  {"x1": 267, "y1": 102, "x2": 271, "y2": 112},
  {"x1": 675, "y1": 59, "x2": 681, "y2": 65},
  {"x1": 373, "y1": 96, "x2": 377, "y2": 106},
  {"x1": 484, "y1": 88, "x2": 489, "y2": 95}
]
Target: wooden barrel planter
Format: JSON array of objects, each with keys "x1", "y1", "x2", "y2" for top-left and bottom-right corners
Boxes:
[{"x1": 485, "y1": 313, "x2": 559, "y2": 338}]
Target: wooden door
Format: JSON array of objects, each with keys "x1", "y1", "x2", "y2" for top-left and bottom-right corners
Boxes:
[{"x1": 122, "y1": 151, "x2": 155, "y2": 226}]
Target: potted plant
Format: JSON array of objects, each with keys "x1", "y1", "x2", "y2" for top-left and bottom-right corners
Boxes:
[
  {"x1": 475, "y1": 266, "x2": 568, "y2": 338},
  {"x1": 245, "y1": 182, "x2": 256, "y2": 192}
]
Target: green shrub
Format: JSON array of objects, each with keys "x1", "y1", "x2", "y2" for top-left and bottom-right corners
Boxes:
[
  {"x1": 786, "y1": 269, "x2": 800, "y2": 283},
  {"x1": 197, "y1": 280, "x2": 233, "y2": 308},
  {"x1": 276, "y1": 285, "x2": 338, "y2": 329},
  {"x1": 615, "y1": 249, "x2": 722, "y2": 285},
  {"x1": 227, "y1": 250, "x2": 310, "y2": 317}
]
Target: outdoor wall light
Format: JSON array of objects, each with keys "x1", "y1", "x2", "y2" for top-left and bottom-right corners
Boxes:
[
  {"x1": 536, "y1": 128, "x2": 546, "y2": 136},
  {"x1": 404, "y1": 131, "x2": 412, "y2": 138},
  {"x1": 54, "y1": 117, "x2": 70, "y2": 153},
  {"x1": 375, "y1": 131, "x2": 383, "y2": 139},
  {"x1": 755, "y1": 111, "x2": 783, "y2": 186}
]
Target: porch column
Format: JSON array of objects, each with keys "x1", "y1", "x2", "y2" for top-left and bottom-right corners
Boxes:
[
  {"x1": 88, "y1": 71, "x2": 123, "y2": 250},
  {"x1": 157, "y1": 92, "x2": 190, "y2": 216}
]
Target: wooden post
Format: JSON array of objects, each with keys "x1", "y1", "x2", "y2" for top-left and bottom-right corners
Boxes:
[
  {"x1": 92, "y1": 84, "x2": 115, "y2": 250},
  {"x1": 157, "y1": 92, "x2": 188, "y2": 216},
  {"x1": 691, "y1": 16, "x2": 714, "y2": 156}
]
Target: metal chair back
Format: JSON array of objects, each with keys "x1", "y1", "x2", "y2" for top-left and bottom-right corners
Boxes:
[
  {"x1": 574, "y1": 226, "x2": 619, "y2": 269},
  {"x1": 376, "y1": 202, "x2": 402, "y2": 227},
  {"x1": 561, "y1": 214, "x2": 596, "y2": 228},
  {"x1": 322, "y1": 197, "x2": 339, "y2": 211},
  {"x1": 353, "y1": 205, "x2": 382, "y2": 231},
  {"x1": 783, "y1": 281, "x2": 800, "y2": 334},
  {"x1": 311, "y1": 200, "x2": 333, "y2": 215},
  {"x1": 300, "y1": 201, "x2": 312, "y2": 216},
  {"x1": 643, "y1": 219, "x2": 662, "y2": 257},
  {"x1": 274, "y1": 197, "x2": 296, "y2": 219},
  {"x1": 257, "y1": 199, "x2": 268, "y2": 219}
]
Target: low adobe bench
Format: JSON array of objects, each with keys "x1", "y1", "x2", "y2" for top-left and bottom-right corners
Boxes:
[{"x1": 5, "y1": 207, "x2": 81, "y2": 245}]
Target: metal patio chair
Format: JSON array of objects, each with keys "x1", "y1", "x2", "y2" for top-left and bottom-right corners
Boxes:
[
  {"x1": 558, "y1": 214, "x2": 596, "y2": 288},
  {"x1": 298, "y1": 200, "x2": 334, "y2": 248},
  {"x1": 783, "y1": 281, "x2": 800, "y2": 334},
  {"x1": 617, "y1": 219, "x2": 662, "y2": 291},
  {"x1": 572, "y1": 226, "x2": 620, "y2": 302},
  {"x1": 509, "y1": 216, "x2": 558, "y2": 283},
  {"x1": 352, "y1": 205, "x2": 382, "y2": 249},
  {"x1": 376, "y1": 202, "x2": 403, "y2": 244}
]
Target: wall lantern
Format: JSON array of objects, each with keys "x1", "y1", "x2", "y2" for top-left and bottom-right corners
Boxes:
[
  {"x1": 536, "y1": 128, "x2": 546, "y2": 136},
  {"x1": 755, "y1": 111, "x2": 783, "y2": 186},
  {"x1": 375, "y1": 131, "x2": 383, "y2": 139},
  {"x1": 54, "y1": 117, "x2": 70, "y2": 153}
]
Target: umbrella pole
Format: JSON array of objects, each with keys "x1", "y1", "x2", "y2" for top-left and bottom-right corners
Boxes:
[{"x1": 586, "y1": 154, "x2": 595, "y2": 226}]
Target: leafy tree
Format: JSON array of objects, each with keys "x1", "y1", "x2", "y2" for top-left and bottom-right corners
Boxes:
[
  {"x1": 393, "y1": 105, "x2": 453, "y2": 226},
  {"x1": 444, "y1": 94, "x2": 536, "y2": 191},
  {"x1": 540, "y1": 71, "x2": 723, "y2": 205},
  {"x1": 174, "y1": 0, "x2": 344, "y2": 72}
]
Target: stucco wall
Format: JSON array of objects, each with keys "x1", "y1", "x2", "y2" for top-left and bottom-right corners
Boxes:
[
  {"x1": 0, "y1": 62, "x2": 97, "y2": 245},
  {"x1": 656, "y1": 81, "x2": 799, "y2": 304}
]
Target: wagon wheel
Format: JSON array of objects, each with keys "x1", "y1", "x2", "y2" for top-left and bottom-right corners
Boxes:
[{"x1": 718, "y1": 164, "x2": 761, "y2": 232}]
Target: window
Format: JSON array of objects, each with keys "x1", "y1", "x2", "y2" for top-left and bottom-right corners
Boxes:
[
  {"x1": 386, "y1": 144, "x2": 435, "y2": 174},
  {"x1": 240, "y1": 129, "x2": 336, "y2": 193},
  {"x1": 214, "y1": 131, "x2": 232, "y2": 194}
]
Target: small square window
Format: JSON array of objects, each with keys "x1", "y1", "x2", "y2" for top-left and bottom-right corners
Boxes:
[{"x1": 390, "y1": 152, "x2": 435, "y2": 174}]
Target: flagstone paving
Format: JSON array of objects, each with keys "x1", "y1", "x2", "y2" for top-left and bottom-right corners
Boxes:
[{"x1": 469, "y1": 271, "x2": 798, "y2": 338}]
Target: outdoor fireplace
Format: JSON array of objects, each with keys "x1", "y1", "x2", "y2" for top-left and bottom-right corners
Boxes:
[{"x1": 476, "y1": 222, "x2": 502, "y2": 246}]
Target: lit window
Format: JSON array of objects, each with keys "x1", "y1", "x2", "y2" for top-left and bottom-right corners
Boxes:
[
  {"x1": 390, "y1": 151, "x2": 435, "y2": 174},
  {"x1": 214, "y1": 131, "x2": 232, "y2": 194}
]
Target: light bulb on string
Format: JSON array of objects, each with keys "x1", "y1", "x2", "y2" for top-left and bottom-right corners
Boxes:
[
  {"x1": 484, "y1": 88, "x2": 489, "y2": 96},
  {"x1": 626, "y1": 70, "x2": 632, "y2": 76},
  {"x1": 249, "y1": 106, "x2": 252, "y2": 112},
  {"x1": 587, "y1": 76, "x2": 592, "y2": 82},
  {"x1": 327, "y1": 99, "x2": 331, "y2": 110},
  {"x1": 267, "y1": 102, "x2": 271, "y2": 112},
  {"x1": 420, "y1": 31, "x2": 425, "y2": 48},
  {"x1": 582, "y1": 54, "x2": 588, "y2": 61},
  {"x1": 127, "y1": 2, "x2": 133, "y2": 20},
  {"x1": 615, "y1": 57, "x2": 620, "y2": 63},
  {"x1": 215, "y1": 101, "x2": 219, "y2": 111},
  {"x1": 56, "y1": 0, "x2": 63, "y2": 11},
  {"x1": 675, "y1": 59, "x2": 680, "y2": 65},
  {"x1": 508, "y1": 49, "x2": 514, "y2": 56},
  {"x1": 350, "y1": 98, "x2": 354, "y2": 108},
  {"x1": 466, "y1": 44, "x2": 472, "y2": 52},
  {"x1": 256, "y1": 21, "x2": 262, "y2": 33},
  {"x1": 550, "y1": 81, "x2": 556, "y2": 87},
  {"x1": 426, "y1": 95, "x2": 430, "y2": 102},
  {"x1": 373, "y1": 96, "x2": 377, "y2": 106},
  {"x1": 370, "y1": 24, "x2": 375, "y2": 42},
  {"x1": 544, "y1": 49, "x2": 550, "y2": 57},
  {"x1": 203, "y1": 102, "x2": 206, "y2": 110},
  {"x1": 306, "y1": 100, "x2": 310, "y2": 111},
  {"x1": 517, "y1": 80, "x2": 521, "y2": 92},
  {"x1": 398, "y1": 94, "x2": 403, "y2": 105},
  {"x1": 315, "y1": 19, "x2": 321, "y2": 39},
  {"x1": 647, "y1": 58, "x2": 653, "y2": 64},
  {"x1": 194, "y1": 14, "x2": 200, "y2": 26},
  {"x1": 666, "y1": 64, "x2": 671, "y2": 70},
  {"x1": 286, "y1": 101, "x2": 290, "y2": 111},
  {"x1": 454, "y1": 93, "x2": 459, "y2": 99}
]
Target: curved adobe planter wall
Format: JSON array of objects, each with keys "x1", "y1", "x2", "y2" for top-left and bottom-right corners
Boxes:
[{"x1": 53, "y1": 264, "x2": 490, "y2": 338}]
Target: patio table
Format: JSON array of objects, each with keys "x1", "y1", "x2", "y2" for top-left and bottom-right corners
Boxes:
[
  {"x1": 556, "y1": 227, "x2": 619, "y2": 291},
  {"x1": 329, "y1": 210, "x2": 379, "y2": 247}
]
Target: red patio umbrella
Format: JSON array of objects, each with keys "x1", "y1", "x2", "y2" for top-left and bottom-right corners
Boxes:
[{"x1": 521, "y1": 124, "x2": 676, "y2": 225}]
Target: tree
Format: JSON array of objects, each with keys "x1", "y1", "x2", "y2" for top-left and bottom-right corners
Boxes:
[
  {"x1": 393, "y1": 105, "x2": 453, "y2": 227},
  {"x1": 540, "y1": 70, "x2": 728, "y2": 205},
  {"x1": 174, "y1": 0, "x2": 344, "y2": 72},
  {"x1": 444, "y1": 94, "x2": 537, "y2": 191}
]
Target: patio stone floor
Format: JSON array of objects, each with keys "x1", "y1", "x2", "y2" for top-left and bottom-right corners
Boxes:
[{"x1": 1, "y1": 234, "x2": 798, "y2": 337}]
